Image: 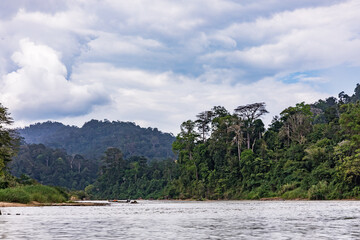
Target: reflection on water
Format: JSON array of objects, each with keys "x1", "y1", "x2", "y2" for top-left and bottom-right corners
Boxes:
[{"x1": 1, "y1": 201, "x2": 360, "y2": 239}]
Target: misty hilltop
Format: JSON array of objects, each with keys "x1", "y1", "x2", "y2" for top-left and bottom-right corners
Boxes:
[{"x1": 17, "y1": 120, "x2": 175, "y2": 160}]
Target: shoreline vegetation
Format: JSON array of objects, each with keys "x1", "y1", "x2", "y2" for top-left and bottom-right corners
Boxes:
[
  {"x1": 2, "y1": 197, "x2": 360, "y2": 208},
  {"x1": 85, "y1": 90, "x2": 360, "y2": 201},
  {"x1": 1, "y1": 84, "x2": 360, "y2": 203},
  {"x1": 0, "y1": 185, "x2": 67, "y2": 204},
  {"x1": 0, "y1": 201, "x2": 109, "y2": 207}
]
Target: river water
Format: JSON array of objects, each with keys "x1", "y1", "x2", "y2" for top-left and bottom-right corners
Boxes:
[{"x1": 1, "y1": 200, "x2": 360, "y2": 239}]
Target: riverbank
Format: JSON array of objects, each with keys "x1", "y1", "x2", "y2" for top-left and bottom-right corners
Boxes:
[{"x1": 0, "y1": 201, "x2": 109, "y2": 207}]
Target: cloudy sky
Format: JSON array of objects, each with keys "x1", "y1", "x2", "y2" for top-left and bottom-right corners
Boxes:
[{"x1": 0, "y1": 0, "x2": 360, "y2": 134}]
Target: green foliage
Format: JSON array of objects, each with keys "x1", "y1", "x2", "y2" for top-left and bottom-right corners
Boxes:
[
  {"x1": 0, "y1": 188, "x2": 30, "y2": 203},
  {"x1": 88, "y1": 148, "x2": 175, "y2": 199},
  {"x1": 69, "y1": 190, "x2": 88, "y2": 200},
  {"x1": 0, "y1": 171, "x2": 19, "y2": 189},
  {"x1": 16, "y1": 174, "x2": 38, "y2": 185},
  {"x1": 0, "y1": 103, "x2": 19, "y2": 176},
  {"x1": 0, "y1": 185, "x2": 68, "y2": 203},
  {"x1": 308, "y1": 181, "x2": 329, "y2": 200},
  {"x1": 281, "y1": 188, "x2": 307, "y2": 199},
  {"x1": 278, "y1": 182, "x2": 299, "y2": 195},
  {"x1": 6, "y1": 84, "x2": 360, "y2": 201},
  {"x1": 17, "y1": 120, "x2": 175, "y2": 160},
  {"x1": 339, "y1": 102, "x2": 360, "y2": 147},
  {"x1": 10, "y1": 144, "x2": 98, "y2": 190},
  {"x1": 165, "y1": 84, "x2": 360, "y2": 200}
]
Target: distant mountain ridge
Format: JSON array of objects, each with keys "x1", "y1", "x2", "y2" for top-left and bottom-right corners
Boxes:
[{"x1": 17, "y1": 120, "x2": 175, "y2": 160}]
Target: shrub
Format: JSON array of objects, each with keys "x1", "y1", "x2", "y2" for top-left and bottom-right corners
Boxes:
[
  {"x1": 0, "y1": 188, "x2": 31, "y2": 203},
  {"x1": 281, "y1": 187, "x2": 307, "y2": 199},
  {"x1": 278, "y1": 182, "x2": 299, "y2": 195},
  {"x1": 0, "y1": 185, "x2": 67, "y2": 204},
  {"x1": 308, "y1": 181, "x2": 328, "y2": 200}
]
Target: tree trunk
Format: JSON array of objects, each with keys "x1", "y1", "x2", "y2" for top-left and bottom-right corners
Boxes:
[
  {"x1": 237, "y1": 137, "x2": 241, "y2": 166},
  {"x1": 287, "y1": 125, "x2": 290, "y2": 146},
  {"x1": 69, "y1": 156, "x2": 73, "y2": 170},
  {"x1": 251, "y1": 139, "x2": 256, "y2": 152},
  {"x1": 195, "y1": 163, "x2": 199, "y2": 181},
  {"x1": 247, "y1": 132, "x2": 250, "y2": 149}
]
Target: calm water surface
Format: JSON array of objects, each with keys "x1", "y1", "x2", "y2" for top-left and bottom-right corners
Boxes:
[{"x1": 1, "y1": 200, "x2": 360, "y2": 239}]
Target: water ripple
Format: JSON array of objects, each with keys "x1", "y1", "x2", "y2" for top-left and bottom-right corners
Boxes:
[{"x1": 1, "y1": 201, "x2": 360, "y2": 239}]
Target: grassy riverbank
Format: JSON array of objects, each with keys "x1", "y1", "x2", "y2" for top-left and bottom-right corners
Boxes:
[
  {"x1": 0, "y1": 201, "x2": 109, "y2": 207},
  {"x1": 0, "y1": 185, "x2": 68, "y2": 204}
]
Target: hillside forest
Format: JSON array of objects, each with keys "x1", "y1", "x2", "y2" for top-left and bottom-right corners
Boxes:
[{"x1": 2, "y1": 83, "x2": 360, "y2": 200}]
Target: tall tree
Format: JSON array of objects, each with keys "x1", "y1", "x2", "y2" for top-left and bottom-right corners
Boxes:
[
  {"x1": 279, "y1": 103, "x2": 313, "y2": 145},
  {"x1": 339, "y1": 91, "x2": 350, "y2": 104},
  {"x1": 350, "y1": 83, "x2": 360, "y2": 103},
  {"x1": 195, "y1": 111, "x2": 213, "y2": 142},
  {"x1": 172, "y1": 120, "x2": 199, "y2": 164},
  {"x1": 227, "y1": 115, "x2": 244, "y2": 164},
  {"x1": 210, "y1": 106, "x2": 231, "y2": 133},
  {"x1": 339, "y1": 102, "x2": 360, "y2": 148},
  {"x1": 172, "y1": 120, "x2": 200, "y2": 184},
  {"x1": 234, "y1": 102, "x2": 268, "y2": 150},
  {"x1": 0, "y1": 103, "x2": 19, "y2": 176},
  {"x1": 335, "y1": 103, "x2": 360, "y2": 185}
]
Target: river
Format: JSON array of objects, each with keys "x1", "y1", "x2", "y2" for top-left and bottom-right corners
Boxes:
[{"x1": 1, "y1": 200, "x2": 360, "y2": 239}]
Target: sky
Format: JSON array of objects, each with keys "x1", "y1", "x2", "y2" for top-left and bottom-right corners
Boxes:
[{"x1": 0, "y1": 0, "x2": 360, "y2": 134}]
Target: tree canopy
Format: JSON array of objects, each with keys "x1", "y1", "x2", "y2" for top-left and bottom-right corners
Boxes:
[
  {"x1": 17, "y1": 120, "x2": 175, "y2": 160},
  {"x1": 0, "y1": 104, "x2": 18, "y2": 176},
  {"x1": 6, "y1": 83, "x2": 360, "y2": 200}
]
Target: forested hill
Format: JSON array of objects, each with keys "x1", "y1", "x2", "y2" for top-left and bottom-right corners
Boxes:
[
  {"x1": 17, "y1": 120, "x2": 175, "y2": 160},
  {"x1": 7, "y1": 84, "x2": 360, "y2": 198}
]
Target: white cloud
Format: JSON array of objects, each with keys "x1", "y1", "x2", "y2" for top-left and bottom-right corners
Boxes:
[
  {"x1": 294, "y1": 74, "x2": 329, "y2": 84},
  {"x1": 13, "y1": 8, "x2": 96, "y2": 33},
  {"x1": 60, "y1": 63, "x2": 327, "y2": 134},
  {"x1": 204, "y1": 0, "x2": 360, "y2": 75},
  {"x1": 84, "y1": 33, "x2": 163, "y2": 57},
  {"x1": 100, "y1": 0, "x2": 239, "y2": 35},
  {"x1": 0, "y1": 7, "x2": 95, "y2": 76},
  {"x1": 0, "y1": 0, "x2": 358, "y2": 134},
  {"x1": 0, "y1": 39, "x2": 108, "y2": 119}
]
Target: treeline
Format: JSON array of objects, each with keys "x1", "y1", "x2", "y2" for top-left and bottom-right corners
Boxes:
[
  {"x1": 167, "y1": 84, "x2": 360, "y2": 200},
  {"x1": 0, "y1": 104, "x2": 69, "y2": 204},
  {"x1": 17, "y1": 119, "x2": 175, "y2": 160},
  {"x1": 83, "y1": 84, "x2": 360, "y2": 200},
  {"x1": 11, "y1": 119, "x2": 176, "y2": 191},
  {"x1": 5, "y1": 84, "x2": 360, "y2": 200},
  {"x1": 86, "y1": 148, "x2": 176, "y2": 199},
  {"x1": 10, "y1": 144, "x2": 98, "y2": 190},
  {"x1": 9, "y1": 144, "x2": 176, "y2": 197}
]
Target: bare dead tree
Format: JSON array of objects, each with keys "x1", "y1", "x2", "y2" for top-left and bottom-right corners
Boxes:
[
  {"x1": 279, "y1": 112, "x2": 312, "y2": 145},
  {"x1": 227, "y1": 116, "x2": 244, "y2": 165}
]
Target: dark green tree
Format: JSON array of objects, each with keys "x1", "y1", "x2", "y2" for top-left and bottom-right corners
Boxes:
[
  {"x1": 234, "y1": 102, "x2": 268, "y2": 150},
  {"x1": 195, "y1": 111, "x2": 213, "y2": 142},
  {"x1": 0, "y1": 104, "x2": 19, "y2": 176}
]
